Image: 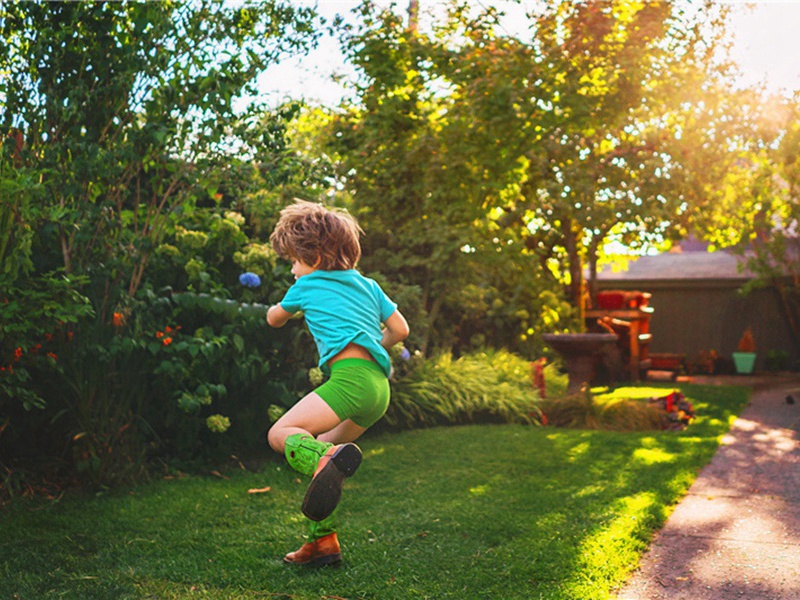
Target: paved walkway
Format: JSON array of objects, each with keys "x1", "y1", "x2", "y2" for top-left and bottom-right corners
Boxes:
[{"x1": 616, "y1": 374, "x2": 800, "y2": 600}]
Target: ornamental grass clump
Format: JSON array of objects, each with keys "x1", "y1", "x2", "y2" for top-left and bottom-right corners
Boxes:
[
  {"x1": 540, "y1": 387, "x2": 667, "y2": 431},
  {"x1": 386, "y1": 349, "x2": 543, "y2": 429},
  {"x1": 540, "y1": 387, "x2": 696, "y2": 431}
]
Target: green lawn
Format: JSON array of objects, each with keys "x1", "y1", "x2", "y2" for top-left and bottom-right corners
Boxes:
[{"x1": 1, "y1": 383, "x2": 749, "y2": 599}]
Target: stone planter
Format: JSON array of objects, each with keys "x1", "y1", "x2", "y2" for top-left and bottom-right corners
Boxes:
[{"x1": 542, "y1": 333, "x2": 618, "y2": 394}]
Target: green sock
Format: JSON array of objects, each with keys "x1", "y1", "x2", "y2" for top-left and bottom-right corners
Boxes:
[
  {"x1": 285, "y1": 434, "x2": 338, "y2": 542},
  {"x1": 308, "y1": 513, "x2": 337, "y2": 541},
  {"x1": 284, "y1": 433, "x2": 333, "y2": 477}
]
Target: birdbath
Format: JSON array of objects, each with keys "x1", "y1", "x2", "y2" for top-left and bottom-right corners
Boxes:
[{"x1": 542, "y1": 333, "x2": 618, "y2": 394}]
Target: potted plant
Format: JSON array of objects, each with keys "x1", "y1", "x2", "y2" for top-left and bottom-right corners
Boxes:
[{"x1": 732, "y1": 328, "x2": 757, "y2": 374}]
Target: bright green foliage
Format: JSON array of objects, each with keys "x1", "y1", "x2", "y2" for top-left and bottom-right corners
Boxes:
[
  {"x1": 674, "y1": 85, "x2": 800, "y2": 353},
  {"x1": 652, "y1": 78, "x2": 776, "y2": 254},
  {"x1": 387, "y1": 349, "x2": 545, "y2": 428},
  {"x1": 759, "y1": 97, "x2": 800, "y2": 352},
  {"x1": 0, "y1": 384, "x2": 749, "y2": 599},
  {"x1": 330, "y1": 0, "x2": 737, "y2": 340},
  {"x1": 328, "y1": 4, "x2": 571, "y2": 355},
  {"x1": 716, "y1": 94, "x2": 800, "y2": 354},
  {"x1": 0, "y1": 0, "x2": 317, "y2": 304},
  {"x1": 433, "y1": 1, "x2": 735, "y2": 307}
]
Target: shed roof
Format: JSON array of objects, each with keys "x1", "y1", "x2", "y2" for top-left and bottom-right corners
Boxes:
[{"x1": 597, "y1": 248, "x2": 753, "y2": 282}]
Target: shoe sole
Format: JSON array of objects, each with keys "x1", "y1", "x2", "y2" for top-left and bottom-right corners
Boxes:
[
  {"x1": 283, "y1": 552, "x2": 342, "y2": 567},
  {"x1": 302, "y1": 443, "x2": 362, "y2": 522}
]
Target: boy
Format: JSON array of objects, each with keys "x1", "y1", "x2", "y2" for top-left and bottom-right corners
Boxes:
[{"x1": 266, "y1": 199, "x2": 409, "y2": 566}]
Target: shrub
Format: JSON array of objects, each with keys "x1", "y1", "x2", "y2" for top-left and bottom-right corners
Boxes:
[
  {"x1": 385, "y1": 349, "x2": 544, "y2": 429},
  {"x1": 765, "y1": 349, "x2": 790, "y2": 372},
  {"x1": 737, "y1": 327, "x2": 756, "y2": 353},
  {"x1": 539, "y1": 387, "x2": 682, "y2": 431},
  {"x1": 2, "y1": 284, "x2": 317, "y2": 489},
  {"x1": 124, "y1": 289, "x2": 316, "y2": 463}
]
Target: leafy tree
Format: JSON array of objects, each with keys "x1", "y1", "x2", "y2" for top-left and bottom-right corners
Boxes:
[
  {"x1": 327, "y1": 0, "x2": 736, "y2": 352},
  {"x1": 1, "y1": 0, "x2": 317, "y2": 314},
  {"x1": 329, "y1": 1, "x2": 567, "y2": 354},
  {"x1": 0, "y1": 0, "x2": 320, "y2": 481},
  {"x1": 433, "y1": 1, "x2": 736, "y2": 312},
  {"x1": 0, "y1": 135, "x2": 92, "y2": 410},
  {"x1": 694, "y1": 92, "x2": 800, "y2": 354},
  {"x1": 750, "y1": 94, "x2": 800, "y2": 353}
]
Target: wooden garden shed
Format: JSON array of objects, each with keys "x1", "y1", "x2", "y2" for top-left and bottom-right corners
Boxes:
[{"x1": 594, "y1": 240, "x2": 798, "y2": 373}]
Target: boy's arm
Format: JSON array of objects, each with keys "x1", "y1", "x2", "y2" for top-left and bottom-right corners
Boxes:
[
  {"x1": 381, "y1": 309, "x2": 410, "y2": 349},
  {"x1": 267, "y1": 304, "x2": 294, "y2": 328}
]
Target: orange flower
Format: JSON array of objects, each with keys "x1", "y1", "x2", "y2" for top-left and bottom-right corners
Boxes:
[
  {"x1": 162, "y1": 337, "x2": 173, "y2": 346},
  {"x1": 47, "y1": 352, "x2": 58, "y2": 361},
  {"x1": 112, "y1": 312, "x2": 125, "y2": 327},
  {"x1": 13, "y1": 347, "x2": 22, "y2": 361},
  {"x1": 157, "y1": 326, "x2": 180, "y2": 340}
]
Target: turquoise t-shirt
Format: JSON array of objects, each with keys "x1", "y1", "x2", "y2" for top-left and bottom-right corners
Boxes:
[{"x1": 279, "y1": 270, "x2": 397, "y2": 377}]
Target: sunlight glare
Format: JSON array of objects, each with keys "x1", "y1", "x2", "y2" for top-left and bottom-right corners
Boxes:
[{"x1": 728, "y1": 1, "x2": 800, "y2": 95}]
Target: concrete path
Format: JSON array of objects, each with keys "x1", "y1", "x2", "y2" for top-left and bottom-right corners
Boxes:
[{"x1": 616, "y1": 374, "x2": 800, "y2": 600}]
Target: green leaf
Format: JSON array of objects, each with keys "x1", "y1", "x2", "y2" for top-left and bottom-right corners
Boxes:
[{"x1": 232, "y1": 334, "x2": 244, "y2": 353}]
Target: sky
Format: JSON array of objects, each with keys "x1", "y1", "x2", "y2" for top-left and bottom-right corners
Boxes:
[
  {"x1": 257, "y1": 0, "x2": 800, "y2": 107},
  {"x1": 726, "y1": 0, "x2": 800, "y2": 93}
]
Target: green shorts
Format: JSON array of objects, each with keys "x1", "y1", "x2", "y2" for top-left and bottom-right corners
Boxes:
[{"x1": 315, "y1": 358, "x2": 390, "y2": 428}]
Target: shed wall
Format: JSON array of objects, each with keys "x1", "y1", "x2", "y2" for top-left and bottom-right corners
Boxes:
[{"x1": 597, "y1": 280, "x2": 798, "y2": 371}]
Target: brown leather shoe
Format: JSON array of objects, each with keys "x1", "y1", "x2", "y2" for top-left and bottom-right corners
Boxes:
[
  {"x1": 302, "y1": 443, "x2": 362, "y2": 522},
  {"x1": 283, "y1": 533, "x2": 342, "y2": 566}
]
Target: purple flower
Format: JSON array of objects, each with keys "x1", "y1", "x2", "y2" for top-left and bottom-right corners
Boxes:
[
  {"x1": 239, "y1": 272, "x2": 261, "y2": 288},
  {"x1": 400, "y1": 347, "x2": 411, "y2": 361}
]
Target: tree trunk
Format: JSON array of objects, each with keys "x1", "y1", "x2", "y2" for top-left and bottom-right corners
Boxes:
[
  {"x1": 407, "y1": 0, "x2": 419, "y2": 32},
  {"x1": 421, "y1": 294, "x2": 443, "y2": 356},
  {"x1": 587, "y1": 235, "x2": 600, "y2": 309},
  {"x1": 562, "y1": 219, "x2": 585, "y2": 327},
  {"x1": 774, "y1": 279, "x2": 800, "y2": 355}
]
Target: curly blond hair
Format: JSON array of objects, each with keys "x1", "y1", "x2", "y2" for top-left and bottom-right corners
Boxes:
[{"x1": 270, "y1": 199, "x2": 362, "y2": 270}]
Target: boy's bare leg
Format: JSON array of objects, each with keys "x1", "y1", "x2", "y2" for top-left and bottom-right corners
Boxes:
[
  {"x1": 267, "y1": 392, "x2": 341, "y2": 453},
  {"x1": 318, "y1": 419, "x2": 368, "y2": 445},
  {"x1": 267, "y1": 391, "x2": 362, "y2": 523}
]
